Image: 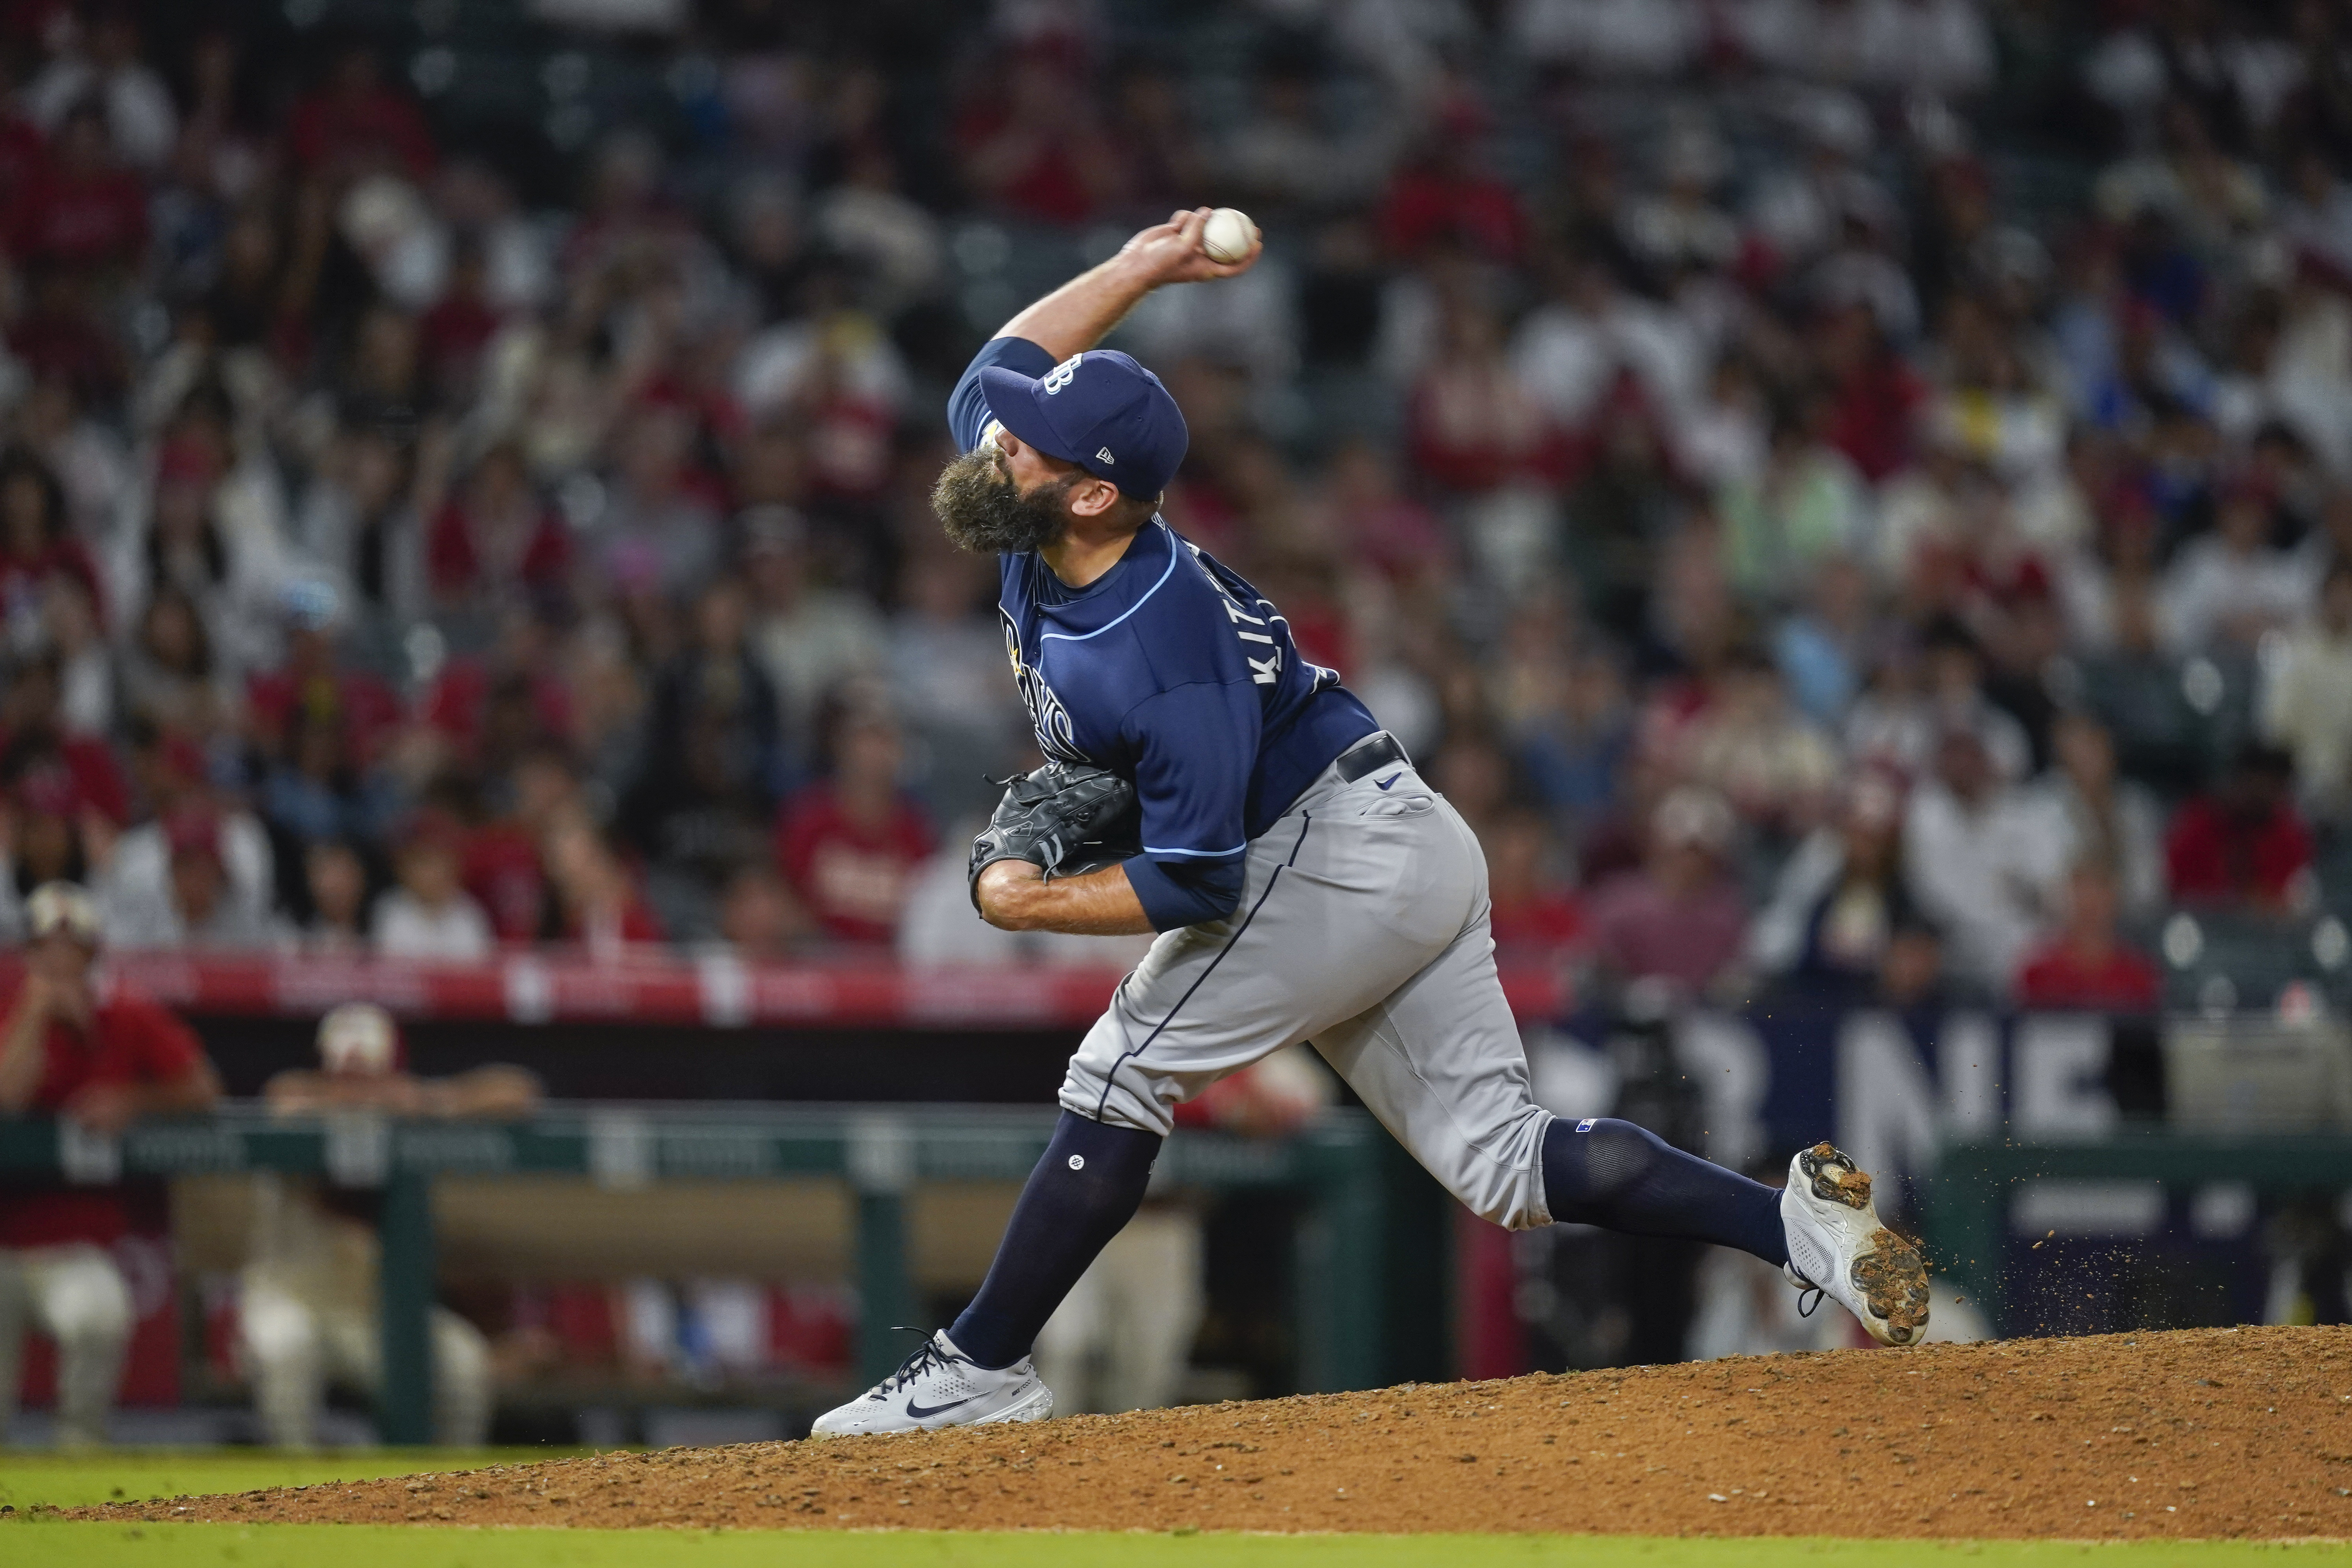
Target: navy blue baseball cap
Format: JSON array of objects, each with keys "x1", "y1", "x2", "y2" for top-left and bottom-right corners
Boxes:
[{"x1": 978, "y1": 350, "x2": 1189, "y2": 500}]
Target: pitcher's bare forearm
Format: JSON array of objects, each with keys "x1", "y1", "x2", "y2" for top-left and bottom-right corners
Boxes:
[
  {"x1": 995, "y1": 251, "x2": 1162, "y2": 362},
  {"x1": 995, "y1": 208, "x2": 1262, "y2": 363},
  {"x1": 976, "y1": 860, "x2": 1154, "y2": 936}
]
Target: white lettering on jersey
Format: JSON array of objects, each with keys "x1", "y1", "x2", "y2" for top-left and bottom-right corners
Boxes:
[
  {"x1": 1041, "y1": 354, "x2": 1083, "y2": 394},
  {"x1": 1188, "y1": 544, "x2": 1285, "y2": 686},
  {"x1": 1000, "y1": 608, "x2": 1087, "y2": 762}
]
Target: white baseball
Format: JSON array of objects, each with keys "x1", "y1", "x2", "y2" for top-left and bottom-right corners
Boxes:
[{"x1": 1201, "y1": 207, "x2": 1257, "y2": 264}]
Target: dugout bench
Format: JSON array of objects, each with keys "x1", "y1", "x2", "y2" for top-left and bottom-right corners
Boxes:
[{"x1": 0, "y1": 1103, "x2": 1388, "y2": 1445}]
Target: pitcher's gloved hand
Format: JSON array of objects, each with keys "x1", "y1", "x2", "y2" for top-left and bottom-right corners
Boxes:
[{"x1": 968, "y1": 763, "x2": 1141, "y2": 913}]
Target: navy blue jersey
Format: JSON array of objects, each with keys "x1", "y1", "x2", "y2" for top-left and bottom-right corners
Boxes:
[{"x1": 949, "y1": 337, "x2": 1379, "y2": 929}]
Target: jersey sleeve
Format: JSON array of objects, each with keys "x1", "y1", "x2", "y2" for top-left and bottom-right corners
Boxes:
[
  {"x1": 946, "y1": 337, "x2": 1060, "y2": 454},
  {"x1": 1118, "y1": 680, "x2": 1259, "y2": 931}
]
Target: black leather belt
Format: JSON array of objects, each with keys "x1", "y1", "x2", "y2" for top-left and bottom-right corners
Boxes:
[{"x1": 1335, "y1": 731, "x2": 1408, "y2": 784}]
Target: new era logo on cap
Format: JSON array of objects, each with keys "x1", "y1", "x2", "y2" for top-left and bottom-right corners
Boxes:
[{"x1": 978, "y1": 349, "x2": 1188, "y2": 499}]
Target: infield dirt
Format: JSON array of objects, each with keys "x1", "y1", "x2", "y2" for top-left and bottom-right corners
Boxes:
[{"x1": 57, "y1": 1326, "x2": 2352, "y2": 1539}]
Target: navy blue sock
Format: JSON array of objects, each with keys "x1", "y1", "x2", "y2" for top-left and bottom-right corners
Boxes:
[
  {"x1": 1541, "y1": 1117, "x2": 1788, "y2": 1267},
  {"x1": 949, "y1": 1111, "x2": 1162, "y2": 1370}
]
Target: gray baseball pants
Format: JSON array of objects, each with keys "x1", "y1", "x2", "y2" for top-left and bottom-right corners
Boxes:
[{"x1": 1059, "y1": 748, "x2": 1557, "y2": 1230}]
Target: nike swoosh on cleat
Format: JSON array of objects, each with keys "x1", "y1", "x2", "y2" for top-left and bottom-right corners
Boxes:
[
  {"x1": 1375, "y1": 773, "x2": 1403, "y2": 790},
  {"x1": 904, "y1": 1396, "x2": 979, "y2": 1419}
]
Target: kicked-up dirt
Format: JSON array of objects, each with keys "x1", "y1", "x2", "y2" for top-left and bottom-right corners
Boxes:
[{"x1": 52, "y1": 1325, "x2": 2352, "y2": 1539}]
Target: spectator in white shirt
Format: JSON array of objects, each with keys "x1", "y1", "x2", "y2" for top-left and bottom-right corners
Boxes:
[
  {"x1": 742, "y1": 506, "x2": 884, "y2": 745},
  {"x1": 887, "y1": 551, "x2": 1025, "y2": 823},
  {"x1": 1902, "y1": 726, "x2": 2071, "y2": 993},
  {"x1": 1620, "y1": 123, "x2": 1740, "y2": 279},
  {"x1": 2280, "y1": 149, "x2": 2352, "y2": 281},
  {"x1": 23, "y1": 10, "x2": 177, "y2": 171},
  {"x1": 1855, "y1": 0, "x2": 1993, "y2": 97},
  {"x1": 2160, "y1": 482, "x2": 2309, "y2": 653},
  {"x1": 2261, "y1": 558, "x2": 2352, "y2": 821},
  {"x1": 1220, "y1": 58, "x2": 1390, "y2": 214},
  {"x1": 372, "y1": 819, "x2": 493, "y2": 962},
  {"x1": 98, "y1": 778, "x2": 275, "y2": 947},
  {"x1": 1846, "y1": 617, "x2": 2032, "y2": 782},
  {"x1": 1512, "y1": 0, "x2": 1704, "y2": 78},
  {"x1": 2027, "y1": 711, "x2": 2168, "y2": 920},
  {"x1": 102, "y1": 806, "x2": 289, "y2": 951}
]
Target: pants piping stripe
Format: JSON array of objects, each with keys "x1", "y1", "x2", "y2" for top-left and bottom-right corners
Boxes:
[{"x1": 1089, "y1": 814, "x2": 1314, "y2": 1124}]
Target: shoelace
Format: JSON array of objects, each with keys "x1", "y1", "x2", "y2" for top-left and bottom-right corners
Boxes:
[
  {"x1": 1794, "y1": 1283, "x2": 1825, "y2": 1318},
  {"x1": 875, "y1": 1327, "x2": 957, "y2": 1396}
]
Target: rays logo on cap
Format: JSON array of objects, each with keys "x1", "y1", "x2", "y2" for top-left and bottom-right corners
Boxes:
[{"x1": 976, "y1": 347, "x2": 1190, "y2": 500}]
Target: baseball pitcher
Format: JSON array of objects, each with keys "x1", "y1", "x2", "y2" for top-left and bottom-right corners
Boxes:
[{"x1": 811, "y1": 209, "x2": 1927, "y2": 1435}]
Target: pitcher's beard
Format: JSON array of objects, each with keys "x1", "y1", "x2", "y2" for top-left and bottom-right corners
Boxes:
[{"x1": 933, "y1": 446, "x2": 1075, "y2": 555}]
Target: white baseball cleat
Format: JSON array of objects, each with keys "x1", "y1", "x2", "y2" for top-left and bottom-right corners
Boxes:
[
  {"x1": 1780, "y1": 1142, "x2": 1931, "y2": 1347},
  {"x1": 808, "y1": 1329, "x2": 1053, "y2": 1437}
]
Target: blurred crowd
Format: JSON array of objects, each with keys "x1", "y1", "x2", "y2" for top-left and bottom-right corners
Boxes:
[{"x1": 0, "y1": 0, "x2": 2346, "y2": 1006}]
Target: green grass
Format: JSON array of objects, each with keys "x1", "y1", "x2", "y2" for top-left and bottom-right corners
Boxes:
[
  {"x1": 4, "y1": 1456, "x2": 2350, "y2": 1564},
  {"x1": 0, "y1": 1451, "x2": 579, "y2": 1511},
  {"x1": 4, "y1": 1528, "x2": 2350, "y2": 1566}
]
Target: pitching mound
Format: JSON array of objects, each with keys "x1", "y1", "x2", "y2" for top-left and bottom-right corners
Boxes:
[{"x1": 66, "y1": 1326, "x2": 2352, "y2": 1539}]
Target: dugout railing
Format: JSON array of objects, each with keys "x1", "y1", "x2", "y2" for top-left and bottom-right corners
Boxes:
[
  {"x1": 0, "y1": 1103, "x2": 1387, "y2": 1445},
  {"x1": 1921, "y1": 1131, "x2": 2352, "y2": 1336}
]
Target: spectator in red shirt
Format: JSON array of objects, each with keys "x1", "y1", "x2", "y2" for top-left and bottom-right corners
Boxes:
[
  {"x1": 286, "y1": 44, "x2": 436, "y2": 183},
  {"x1": 417, "y1": 240, "x2": 503, "y2": 407},
  {"x1": 1303, "y1": 438, "x2": 1451, "y2": 585},
  {"x1": 0, "y1": 650, "x2": 131, "y2": 828},
  {"x1": 1814, "y1": 301, "x2": 1925, "y2": 483},
  {"x1": 462, "y1": 748, "x2": 579, "y2": 945},
  {"x1": 1377, "y1": 123, "x2": 1528, "y2": 265},
  {"x1": 2165, "y1": 743, "x2": 2316, "y2": 913},
  {"x1": 542, "y1": 809, "x2": 663, "y2": 955},
  {"x1": 1584, "y1": 786, "x2": 1750, "y2": 996},
  {"x1": 0, "y1": 446, "x2": 102, "y2": 640},
  {"x1": 775, "y1": 709, "x2": 936, "y2": 947},
  {"x1": 954, "y1": 51, "x2": 1126, "y2": 227},
  {"x1": 244, "y1": 590, "x2": 406, "y2": 771},
  {"x1": 0, "y1": 882, "x2": 220, "y2": 1446},
  {"x1": 413, "y1": 612, "x2": 575, "y2": 782},
  {"x1": 9, "y1": 100, "x2": 145, "y2": 273},
  {"x1": 2015, "y1": 858, "x2": 2163, "y2": 1012},
  {"x1": 1408, "y1": 296, "x2": 1562, "y2": 494},
  {"x1": 1, "y1": 763, "x2": 94, "y2": 937},
  {"x1": 1483, "y1": 808, "x2": 1586, "y2": 963}
]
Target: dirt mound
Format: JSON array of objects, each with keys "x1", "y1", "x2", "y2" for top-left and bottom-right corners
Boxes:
[{"x1": 58, "y1": 1326, "x2": 2352, "y2": 1539}]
